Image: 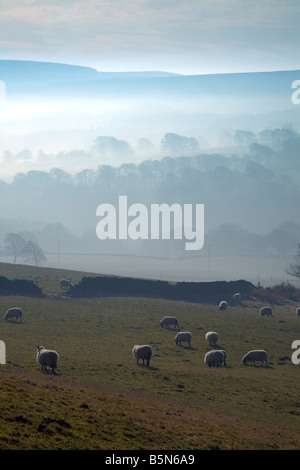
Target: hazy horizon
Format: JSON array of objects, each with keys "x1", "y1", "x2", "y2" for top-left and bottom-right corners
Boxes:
[
  {"x1": 1, "y1": 1, "x2": 300, "y2": 75},
  {"x1": 1, "y1": 2, "x2": 300, "y2": 285}
]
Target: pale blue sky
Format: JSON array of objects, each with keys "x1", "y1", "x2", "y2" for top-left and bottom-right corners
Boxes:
[{"x1": 1, "y1": 0, "x2": 300, "y2": 74}]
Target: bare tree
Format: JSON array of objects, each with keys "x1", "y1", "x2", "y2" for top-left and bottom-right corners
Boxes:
[
  {"x1": 286, "y1": 242, "x2": 300, "y2": 278},
  {"x1": 3, "y1": 233, "x2": 28, "y2": 264},
  {"x1": 2, "y1": 232, "x2": 46, "y2": 266},
  {"x1": 24, "y1": 240, "x2": 47, "y2": 266}
]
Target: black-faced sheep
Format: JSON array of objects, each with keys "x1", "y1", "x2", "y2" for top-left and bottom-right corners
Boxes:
[
  {"x1": 132, "y1": 345, "x2": 152, "y2": 366},
  {"x1": 204, "y1": 350, "x2": 226, "y2": 368},
  {"x1": 4, "y1": 307, "x2": 23, "y2": 323},
  {"x1": 260, "y1": 307, "x2": 273, "y2": 317},
  {"x1": 296, "y1": 307, "x2": 300, "y2": 317},
  {"x1": 160, "y1": 316, "x2": 179, "y2": 329},
  {"x1": 219, "y1": 301, "x2": 227, "y2": 311},
  {"x1": 36, "y1": 346, "x2": 59, "y2": 373},
  {"x1": 242, "y1": 350, "x2": 268, "y2": 366},
  {"x1": 174, "y1": 331, "x2": 192, "y2": 347},
  {"x1": 205, "y1": 331, "x2": 219, "y2": 347}
]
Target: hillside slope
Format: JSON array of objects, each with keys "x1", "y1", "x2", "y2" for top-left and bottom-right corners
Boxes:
[
  {"x1": 0, "y1": 263, "x2": 299, "y2": 450},
  {"x1": 1, "y1": 59, "x2": 298, "y2": 100}
]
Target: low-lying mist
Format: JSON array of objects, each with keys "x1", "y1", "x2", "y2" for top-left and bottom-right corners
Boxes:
[{"x1": 1, "y1": 62, "x2": 300, "y2": 284}]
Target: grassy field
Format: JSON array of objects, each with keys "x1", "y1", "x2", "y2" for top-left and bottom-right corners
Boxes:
[{"x1": 0, "y1": 262, "x2": 299, "y2": 450}]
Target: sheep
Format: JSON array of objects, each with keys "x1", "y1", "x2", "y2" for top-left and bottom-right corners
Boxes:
[
  {"x1": 204, "y1": 349, "x2": 226, "y2": 368},
  {"x1": 219, "y1": 301, "x2": 227, "y2": 311},
  {"x1": 242, "y1": 350, "x2": 268, "y2": 367},
  {"x1": 260, "y1": 307, "x2": 273, "y2": 317},
  {"x1": 174, "y1": 331, "x2": 192, "y2": 347},
  {"x1": 4, "y1": 307, "x2": 23, "y2": 323},
  {"x1": 296, "y1": 307, "x2": 300, "y2": 317},
  {"x1": 60, "y1": 279, "x2": 72, "y2": 290},
  {"x1": 233, "y1": 292, "x2": 242, "y2": 303},
  {"x1": 205, "y1": 331, "x2": 219, "y2": 347},
  {"x1": 132, "y1": 345, "x2": 152, "y2": 366},
  {"x1": 36, "y1": 346, "x2": 59, "y2": 373},
  {"x1": 220, "y1": 349, "x2": 227, "y2": 367},
  {"x1": 160, "y1": 316, "x2": 179, "y2": 329}
]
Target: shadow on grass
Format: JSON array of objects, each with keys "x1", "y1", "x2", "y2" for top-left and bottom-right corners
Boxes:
[
  {"x1": 136, "y1": 364, "x2": 160, "y2": 371},
  {"x1": 40, "y1": 369, "x2": 60, "y2": 375},
  {"x1": 4, "y1": 320, "x2": 23, "y2": 324},
  {"x1": 176, "y1": 345, "x2": 197, "y2": 351},
  {"x1": 206, "y1": 344, "x2": 226, "y2": 351},
  {"x1": 240, "y1": 364, "x2": 274, "y2": 369}
]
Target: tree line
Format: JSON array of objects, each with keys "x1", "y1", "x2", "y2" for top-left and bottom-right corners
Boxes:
[
  {"x1": 1, "y1": 127, "x2": 300, "y2": 271},
  {"x1": 2, "y1": 233, "x2": 46, "y2": 266}
]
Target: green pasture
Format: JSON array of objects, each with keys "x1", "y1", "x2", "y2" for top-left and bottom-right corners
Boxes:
[{"x1": 0, "y1": 262, "x2": 299, "y2": 449}]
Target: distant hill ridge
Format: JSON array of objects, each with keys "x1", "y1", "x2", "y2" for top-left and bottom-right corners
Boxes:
[
  {"x1": 0, "y1": 60, "x2": 181, "y2": 84},
  {"x1": 1, "y1": 59, "x2": 299, "y2": 93},
  {"x1": 0, "y1": 60, "x2": 99, "y2": 83}
]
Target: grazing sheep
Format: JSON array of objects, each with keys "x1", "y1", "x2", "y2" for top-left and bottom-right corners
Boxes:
[
  {"x1": 36, "y1": 346, "x2": 59, "y2": 373},
  {"x1": 242, "y1": 350, "x2": 268, "y2": 367},
  {"x1": 220, "y1": 349, "x2": 227, "y2": 367},
  {"x1": 60, "y1": 279, "x2": 72, "y2": 290},
  {"x1": 204, "y1": 349, "x2": 226, "y2": 368},
  {"x1": 260, "y1": 307, "x2": 273, "y2": 317},
  {"x1": 4, "y1": 307, "x2": 23, "y2": 323},
  {"x1": 296, "y1": 307, "x2": 300, "y2": 317},
  {"x1": 233, "y1": 292, "x2": 242, "y2": 303},
  {"x1": 219, "y1": 301, "x2": 227, "y2": 311},
  {"x1": 132, "y1": 345, "x2": 152, "y2": 366},
  {"x1": 160, "y1": 316, "x2": 179, "y2": 329},
  {"x1": 205, "y1": 331, "x2": 219, "y2": 347},
  {"x1": 174, "y1": 331, "x2": 192, "y2": 347}
]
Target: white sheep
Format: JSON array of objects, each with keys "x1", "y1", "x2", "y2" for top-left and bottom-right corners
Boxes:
[
  {"x1": 60, "y1": 279, "x2": 72, "y2": 290},
  {"x1": 242, "y1": 350, "x2": 268, "y2": 367},
  {"x1": 36, "y1": 346, "x2": 59, "y2": 373},
  {"x1": 4, "y1": 307, "x2": 23, "y2": 323},
  {"x1": 160, "y1": 316, "x2": 179, "y2": 329},
  {"x1": 219, "y1": 301, "x2": 227, "y2": 311},
  {"x1": 204, "y1": 349, "x2": 226, "y2": 368},
  {"x1": 220, "y1": 349, "x2": 227, "y2": 366},
  {"x1": 205, "y1": 331, "x2": 219, "y2": 347},
  {"x1": 233, "y1": 292, "x2": 242, "y2": 303},
  {"x1": 296, "y1": 307, "x2": 300, "y2": 317},
  {"x1": 174, "y1": 331, "x2": 192, "y2": 347},
  {"x1": 132, "y1": 345, "x2": 152, "y2": 366},
  {"x1": 260, "y1": 307, "x2": 273, "y2": 317}
]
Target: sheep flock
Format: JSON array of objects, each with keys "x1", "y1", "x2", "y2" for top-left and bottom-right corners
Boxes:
[
  {"x1": 131, "y1": 299, "x2": 298, "y2": 369},
  {"x1": 3, "y1": 292, "x2": 300, "y2": 375}
]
